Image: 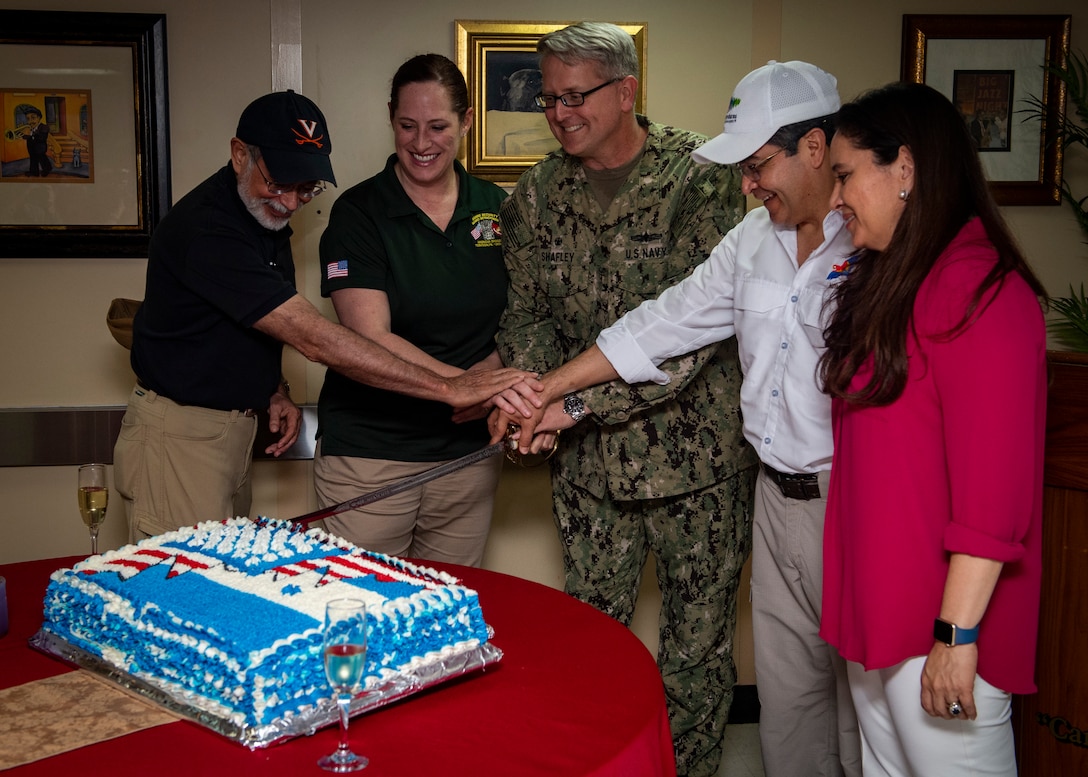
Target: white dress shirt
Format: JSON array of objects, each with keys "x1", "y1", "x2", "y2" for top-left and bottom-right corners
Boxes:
[{"x1": 597, "y1": 207, "x2": 856, "y2": 474}]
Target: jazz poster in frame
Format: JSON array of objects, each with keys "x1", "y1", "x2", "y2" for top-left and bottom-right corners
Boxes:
[
  {"x1": 901, "y1": 14, "x2": 1071, "y2": 206},
  {"x1": 0, "y1": 10, "x2": 171, "y2": 257}
]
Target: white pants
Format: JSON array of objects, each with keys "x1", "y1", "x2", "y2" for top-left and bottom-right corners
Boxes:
[{"x1": 847, "y1": 656, "x2": 1016, "y2": 777}]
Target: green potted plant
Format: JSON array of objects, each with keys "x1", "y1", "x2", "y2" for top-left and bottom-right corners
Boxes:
[{"x1": 1021, "y1": 49, "x2": 1088, "y2": 352}]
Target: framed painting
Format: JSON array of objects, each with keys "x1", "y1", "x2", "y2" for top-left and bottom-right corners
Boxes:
[
  {"x1": 454, "y1": 20, "x2": 647, "y2": 186},
  {"x1": 901, "y1": 14, "x2": 1071, "y2": 206},
  {"x1": 0, "y1": 10, "x2": 171, "y2": 257},
  {"x1": 2, "y1": 88, "x2": 94, "y2": 182}
]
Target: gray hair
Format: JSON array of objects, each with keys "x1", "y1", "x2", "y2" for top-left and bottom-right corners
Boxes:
[{"x1": 537, "y1": 22, "x2": 638, "y2": 80}]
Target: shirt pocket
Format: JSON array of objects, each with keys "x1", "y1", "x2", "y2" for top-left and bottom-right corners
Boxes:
[
  {"x1": 796, "y1": 289, "x2": 830, "y2": 348},
  {"x1": 543, "y1": 253, "x2": 593, "y2": 339},
  {"x1": 735, "y1": 276, "x2": 788, "y2": 316}
]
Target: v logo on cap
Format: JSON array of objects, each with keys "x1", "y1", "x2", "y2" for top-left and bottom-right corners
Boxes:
[{"x1": 293, "y1": 119, "x2": 325, "y2": 148}]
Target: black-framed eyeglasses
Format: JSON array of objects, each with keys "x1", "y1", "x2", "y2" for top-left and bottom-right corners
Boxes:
[
  {"x1": 534, "y1": 77, "x2": 622, "y2": 109},
  {"x1": 254, "y1": 157, "x2": 326, "y2": 200},
  {"x1": 735, "y1": 148, "x2": 786, "y2": 181}
]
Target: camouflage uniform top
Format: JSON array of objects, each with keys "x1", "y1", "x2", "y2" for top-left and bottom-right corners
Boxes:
[{"x1": 498, "y1": 118, "x2": 757, "y2": 501}]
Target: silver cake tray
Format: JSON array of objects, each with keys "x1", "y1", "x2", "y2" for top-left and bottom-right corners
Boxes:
[{"x1": 29, "y1": 628, "x2": 503, "y2": 749}]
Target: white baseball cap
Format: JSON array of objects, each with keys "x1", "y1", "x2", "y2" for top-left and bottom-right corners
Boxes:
[{"x1": 693, "y1": 60, "x2": 840, "y2": 165}]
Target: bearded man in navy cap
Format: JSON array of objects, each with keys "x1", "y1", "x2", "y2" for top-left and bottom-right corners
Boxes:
[{"x1": 115, "y1": 91, "x2": 534, "y2": 541}]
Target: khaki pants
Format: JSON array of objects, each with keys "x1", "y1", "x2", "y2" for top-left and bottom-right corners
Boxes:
[
  {"x1": 313, "y1": 440, "x2": 502, "y2": 567},
  {"x1": 751, "y1": 468, "x2": 861, "y2": 777},
  {"x1": 114, "y1": 384, "x2": 258, "y2": 541}
]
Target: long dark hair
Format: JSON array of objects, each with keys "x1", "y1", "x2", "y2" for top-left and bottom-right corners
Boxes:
[
  {"x1": 820, "y1": 82, "x2": 1046, "y2": 405},
  {"x1": 389, "y1": 53, "x2": 469, "y2": 121}
]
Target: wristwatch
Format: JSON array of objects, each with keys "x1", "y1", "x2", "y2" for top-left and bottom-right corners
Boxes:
[
  {"x1": 563, "y1": 393, "x2": 587, "y2": 422},
  {"x1": 933, "y1": 618, "x2": 980, "y2": 646}
]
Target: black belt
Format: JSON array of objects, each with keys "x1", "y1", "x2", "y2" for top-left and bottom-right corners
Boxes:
[
  {"x1": 761, "y1": 462, "x2": 822, "y2": 501},
  {"x1": 136, "y1": 378, "x2": 256, "y2": 417}
]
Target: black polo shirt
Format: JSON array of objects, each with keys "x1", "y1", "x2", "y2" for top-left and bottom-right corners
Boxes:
[{"x1": 131, "y1": 163, "x2": 296, "y2": 411}]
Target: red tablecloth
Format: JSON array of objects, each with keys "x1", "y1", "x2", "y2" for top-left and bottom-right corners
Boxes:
[{"x1": 0, "y1": 556, "x2": 676, "y2": 777}]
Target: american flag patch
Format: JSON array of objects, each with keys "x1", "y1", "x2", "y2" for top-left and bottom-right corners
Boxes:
[{"x1": 326, "y1": 260, "x2": 349, "y2": 279}]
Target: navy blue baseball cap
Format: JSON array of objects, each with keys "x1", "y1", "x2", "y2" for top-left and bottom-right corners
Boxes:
[{"x1": 236, "y1": 90, "x2": 336, "y2": 185}]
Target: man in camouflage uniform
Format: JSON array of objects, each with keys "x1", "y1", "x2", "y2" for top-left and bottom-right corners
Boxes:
[{"x1": 494, "y1": 22, "x2": 756, "y2": 777}]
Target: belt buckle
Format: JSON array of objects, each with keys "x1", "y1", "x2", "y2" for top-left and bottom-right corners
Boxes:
[
  {"x1": 781, "y1": 478, "x2": 821, "y2": 501},
  {"x1": 781, "y1": 479, "x2": 806, "y2": 500}
]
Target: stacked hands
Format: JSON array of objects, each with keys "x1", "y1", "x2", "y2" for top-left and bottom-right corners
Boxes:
[
  {"x1": 445, "y1": 364, "x2": 563, "y2": 455},
  {"x1": 471, "y1": 345, "x2": 618, "y2": 454},
  {"x1": 484, "y1": 372, "x2": 571, "y2": 456},
  {"x1": 267, "y1": 362, "x2": 549, "y2": 460}
]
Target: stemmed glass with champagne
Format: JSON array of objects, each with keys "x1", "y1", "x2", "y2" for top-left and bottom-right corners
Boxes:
[
  {"x1": 77, "y1": 463, "x2": 109, "y2": 555},
  {"x1": 318, "y1": 598, "x2": 370, "y2": 772}
]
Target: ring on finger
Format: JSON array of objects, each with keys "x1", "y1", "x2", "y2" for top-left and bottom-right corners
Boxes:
[{"x1": 948, "y1": 701, "x2": 963, "y2": 716}]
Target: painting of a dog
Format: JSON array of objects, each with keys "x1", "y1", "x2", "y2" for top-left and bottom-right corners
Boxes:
[{"x1": 501, "y1": 68, "x2": 543, "y2": 112}]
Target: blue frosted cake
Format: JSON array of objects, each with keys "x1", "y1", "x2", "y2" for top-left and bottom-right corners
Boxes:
[{"x1": 40, "y1": 517, "x2": 490, "y2": 730}]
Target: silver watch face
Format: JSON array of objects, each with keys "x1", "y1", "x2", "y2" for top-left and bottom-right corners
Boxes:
[{"x1": 563, "y1": 393, "x2": 585, "y2": 421}]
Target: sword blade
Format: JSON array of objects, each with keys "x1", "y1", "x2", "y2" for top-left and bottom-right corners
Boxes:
[{"x1": 288, "y1": 439, "x2": 508, "y2": 527}]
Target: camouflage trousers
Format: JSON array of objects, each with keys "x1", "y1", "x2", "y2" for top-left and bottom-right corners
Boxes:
[{"x1": 551, "y1": 467, "x2": 756, "y2": 777}]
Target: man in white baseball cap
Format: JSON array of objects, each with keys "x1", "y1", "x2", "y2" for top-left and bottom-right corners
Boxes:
[
  {"x1": 605, "y1": 59, "x2": 861, "y2": 777},
  {"x1": 489, "y1": 59, "x2": 862, "y2": 777},
  {"x1": 693, "y1": 59, "x2": 840, "y2": 164}
]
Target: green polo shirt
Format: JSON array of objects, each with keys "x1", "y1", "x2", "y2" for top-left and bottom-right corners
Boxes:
[{"x1": 317, "y1": 155, "x2": 508, "y2": 461}]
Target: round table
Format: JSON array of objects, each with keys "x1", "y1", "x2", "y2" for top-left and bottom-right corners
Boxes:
[{"x1": 0, "y1": 556, "x2": 676, "y2": 777}]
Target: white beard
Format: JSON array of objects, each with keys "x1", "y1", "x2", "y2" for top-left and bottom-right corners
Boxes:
[{"x1": 237, "y1": 162, "x2": 296, "y2": 231}]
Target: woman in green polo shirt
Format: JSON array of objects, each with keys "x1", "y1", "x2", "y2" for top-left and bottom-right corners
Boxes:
[{"x1": 314, "y1": 54, "x2": 510, "y2": 566}]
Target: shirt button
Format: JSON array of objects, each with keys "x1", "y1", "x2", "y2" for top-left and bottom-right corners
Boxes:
[
  {"x1": 781, "y1": 342, "x2": 788, "y2": 350},
  {"x1": 791, "y1": 295, "x2": 799, "y2": 302},
  {"x1": 772, "y1": 389, "x2": 779, "y2": 397},
  {"x1": 764, "y1": 437, "x2": 772, "y2": 444}
]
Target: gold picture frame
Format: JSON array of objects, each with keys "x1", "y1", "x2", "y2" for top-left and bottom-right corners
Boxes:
[
  {"x1": 901, "y1": 14, "x2": 1071, "y2": 206},
  {"x1": 454, "y1": 20, "x2": 647, "y2": 186}
]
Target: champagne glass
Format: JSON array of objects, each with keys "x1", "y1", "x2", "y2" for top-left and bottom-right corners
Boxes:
[
  {"x1": 318, "y1": 599, "x2": 369, "y2": 772},
  {"x1": 77, "y1": 463, "x2": 109, "y2": 555}
]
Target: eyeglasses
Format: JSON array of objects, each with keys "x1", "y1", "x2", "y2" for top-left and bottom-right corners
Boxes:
[
  {"x1": 735, "y1": 148, "x2": 786, "y2": 181},
  {"x1": 253, "y1": 157, "x2": 326, "y2": 200},
  {"x1": 534, "y1": 77, "x2": 622, "y2": 109}
]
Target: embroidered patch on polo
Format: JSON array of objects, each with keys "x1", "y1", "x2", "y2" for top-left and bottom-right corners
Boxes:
[{"x1": 470, "y1": 212, "x2": 501, "y2": 248}]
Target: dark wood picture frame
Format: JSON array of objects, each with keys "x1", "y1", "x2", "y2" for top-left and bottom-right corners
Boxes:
[
  {"x1": 0, "y1": 10, "x2": 171, "y2": 257},
  {"x1": 901, "y1": 14, "x2": 1071, "y2": 206}
]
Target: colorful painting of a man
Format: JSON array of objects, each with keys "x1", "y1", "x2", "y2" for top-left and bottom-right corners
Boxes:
[
  {"x1": 19, "y1": 106, "x2": 52, "y2": 177},
  {"x1": 1, "y1": 90, "x2": 93, "y2": 182}
]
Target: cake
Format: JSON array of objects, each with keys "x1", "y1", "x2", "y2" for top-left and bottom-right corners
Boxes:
[{"x1": 40, "y1": 517, "x2": 492, "y2": 734}]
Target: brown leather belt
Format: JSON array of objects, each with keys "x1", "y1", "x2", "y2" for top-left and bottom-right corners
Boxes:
[
  {"x1": 136, "y1": 378, "x2": 256, "y2": 417},
  {"x1": 762, "y1": 462, "x2": 822, "y2": 501}
]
